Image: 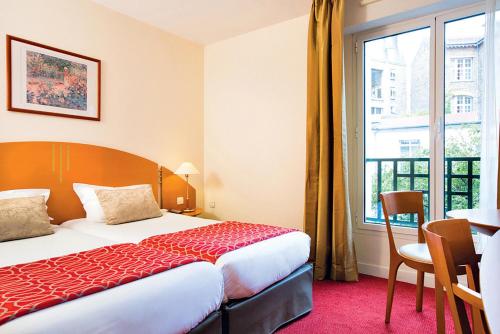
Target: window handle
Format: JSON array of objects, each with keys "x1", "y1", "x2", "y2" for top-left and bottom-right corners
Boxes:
[{"x1": 436, "y1": 117, "x2": 443, "y2": 136}]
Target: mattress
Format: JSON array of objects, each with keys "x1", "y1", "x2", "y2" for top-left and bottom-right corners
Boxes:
[
  {"x1": 63, "y1": 213, "x2": 311, "y2": 299},
  {"x1": 0, "y1": 227, "x2": 224, "y2": 334}
]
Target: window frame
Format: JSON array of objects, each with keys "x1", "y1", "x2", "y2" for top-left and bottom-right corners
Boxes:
[
  {"x1": 454, "y1": 95, "x2": 473, "y2": 113},
  {"x1": 399, "y1": 139, "x2": 422, "y2": 157},
  {"x1": 390, "y1": 70, "x2": 396, "y2": 81},
  {"x1": 435, "y1": 5, "x2": 484, "y2": 220},
  {"x1": 353, "y1": 3, "x2": 484, "y2": 236},
  {"x1": 371, "y1": 68, "x2": 384, "y2": 99},
  {"x1": 453, "y1": 57, "x2": 473, "y2": 81},
  {"x1": 390, "y1": 87, "x2": 396, "y2": 100}
]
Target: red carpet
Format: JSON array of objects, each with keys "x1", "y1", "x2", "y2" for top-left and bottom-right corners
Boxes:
[{"x1": 278, "y1": 274, "x2": 456, "y2": 333}]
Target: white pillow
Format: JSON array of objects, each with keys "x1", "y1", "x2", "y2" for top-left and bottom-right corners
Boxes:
[
  {"x1": 0, "y1": 189, "x2": 50, "y2": 203},
  {"x1": 73, "y1": 183, "x2": 151, "y2": 223}
]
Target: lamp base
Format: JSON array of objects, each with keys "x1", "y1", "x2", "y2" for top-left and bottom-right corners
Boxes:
[{"x1": 183, "y1": 208, "x2": 195, "y2": 213}]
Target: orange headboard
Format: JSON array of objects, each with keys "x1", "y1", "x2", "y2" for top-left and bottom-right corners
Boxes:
[{"x1": 0, "y1": 142, "x2": 195, "y2": 224}]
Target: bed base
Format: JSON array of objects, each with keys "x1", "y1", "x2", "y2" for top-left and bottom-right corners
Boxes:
[
  {"x1": 222, "y1": 263, "x2": 313, "y2": 334},
  {"x1": 190, "y1": 310, "x2": 223, "y2": 334}
]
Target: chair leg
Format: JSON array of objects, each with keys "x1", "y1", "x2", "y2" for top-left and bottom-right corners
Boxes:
[
  {"x1": 385, "y1": 258, "x2": 402, "y2": 323},
  {"x1": 468, "y1": 270, "x2": 487, "y2": 334},
  {"x1": 416, "y1": 270, "x2": 424, "y2": 312},
  {"x1": 435, "y1": 276, "x2": 445, "y2": 334},
  {"x1": 471, "y1": 300, "x2": 487, "y2": 334}
]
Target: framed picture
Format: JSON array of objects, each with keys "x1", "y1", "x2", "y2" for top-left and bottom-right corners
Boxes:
[{"x1": 7, "y1": 35, "x2": 101, "y2": 121}]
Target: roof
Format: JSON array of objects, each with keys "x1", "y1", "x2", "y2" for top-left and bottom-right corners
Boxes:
[
  {"x1": 446, "y1": 37, "x2": 484, "y2": 49},
  {"x1": 371, "y1": 113, "x2": 480, "y2": 131}
]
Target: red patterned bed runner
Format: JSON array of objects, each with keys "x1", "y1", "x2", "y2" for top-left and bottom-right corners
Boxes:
[
  {"x1": 0, "y1": 243, "x2": 199, "y2": 326},
  {"x1": 139, "y1": 221, "x2": 297, "y2": 263}
]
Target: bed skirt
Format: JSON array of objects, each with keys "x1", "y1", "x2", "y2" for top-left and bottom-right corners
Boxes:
[
  {"x1": 190, "y1": 310, "x2": 223, "y2": 334},
  {"x1": 222, "y1": 263, "x2": 313, "y2": 334}
]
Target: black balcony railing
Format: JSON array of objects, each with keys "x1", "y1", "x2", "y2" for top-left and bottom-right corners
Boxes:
[{"x1": 366, "y1": 157, "x2": 480, "y2": 228}]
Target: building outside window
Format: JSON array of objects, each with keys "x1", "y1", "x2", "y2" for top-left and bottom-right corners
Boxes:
[{"x1": 371, "y1": 107, "x2": 383, "y2": 115}]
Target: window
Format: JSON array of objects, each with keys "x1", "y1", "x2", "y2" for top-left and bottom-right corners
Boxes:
[
  {"x1": 444, "y1": 15, "x2": 483, "y2": 213},
  {"x1": 390, "y1": 70, "x2": 396, "y2": 81},
  {"x1": 399, "y1": 139, "x2": 421, "y2": 157},
  {"x1": 390, "y1": 87, "x2": 396, "y2": 99},
  {"x1": 357, "y1": 9, "x2": 485, "y2": 230},
  {"x1": 371, "y1": 69, "x2": 383, "y2": 99},
  {"x1": 454, "y1": 95, "x2": 473, "y2": 113},
  {"x1": 454, "y1": 58, "x2": 473, "y2": 81},
  {"x1": 363, "y1": 27, "x2": 431, "y2": 227}
]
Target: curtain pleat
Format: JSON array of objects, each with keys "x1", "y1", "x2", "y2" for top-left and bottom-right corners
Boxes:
[{"x1": 304, "y1": 0, "x2": 358, "y2": 281}]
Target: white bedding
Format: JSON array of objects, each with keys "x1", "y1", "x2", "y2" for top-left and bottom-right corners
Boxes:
[
  {"x1": 0, "y1": 227, "x2": 223, "y2": 334},
  {"x1": 63, "y1": 213, "x2": 311, "y2": 299}
]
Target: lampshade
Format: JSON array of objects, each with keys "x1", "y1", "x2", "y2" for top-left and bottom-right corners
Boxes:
[{"x1": 174, "y1": 162, "x2": 200, "y2": 175}]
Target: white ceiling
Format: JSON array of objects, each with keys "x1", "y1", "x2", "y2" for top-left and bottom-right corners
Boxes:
[{"x1": 92, "y1": 0, "x2": 311, "y2": 45}]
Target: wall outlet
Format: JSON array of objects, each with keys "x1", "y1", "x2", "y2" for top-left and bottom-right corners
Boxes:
[
  {"x1": 177, "y1": 197, "x2": 184, "y2": 205},
  {"x1": 209, "y1": 201, "x2": 215, "y2": 208}
]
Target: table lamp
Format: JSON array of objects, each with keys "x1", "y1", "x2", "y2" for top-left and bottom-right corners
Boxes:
[{"x1": 174, "y1": 162, "x2": 199, "y2": 212}]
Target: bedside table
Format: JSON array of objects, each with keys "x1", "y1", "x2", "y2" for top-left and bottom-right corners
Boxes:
[{"x1": 181, "y1": 208, "x2": 203, "y2": 217}]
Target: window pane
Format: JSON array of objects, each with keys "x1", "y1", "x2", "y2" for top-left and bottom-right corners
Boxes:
[
  {"x1": 444, "y1": 15, "x2": 484, "y2": 213},
  {"x1": 364, "y1": 28, "x2": 431, "y2": 227}
]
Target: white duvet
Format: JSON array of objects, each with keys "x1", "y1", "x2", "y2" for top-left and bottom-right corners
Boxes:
[
  {"x1": 0, "y1": 227, "x2": 223, "y2": 334},
  {"x1": 63, "y1": 213, "x2": 311, "y2": 299}
]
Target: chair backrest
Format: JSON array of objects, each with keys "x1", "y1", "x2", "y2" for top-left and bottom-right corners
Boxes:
[
  {"x1": 380, "y1": 191, "x2": 426, "y2": 252},
  {"x1": 423, "y1": 219, "x2": 488, "y2": 334}
]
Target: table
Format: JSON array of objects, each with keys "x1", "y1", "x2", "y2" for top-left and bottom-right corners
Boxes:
[
  {"x1": 181, "y1": 208, "x2": 203, "y2": 217},
  {"x1": 480, "y1": 231, "x2": 500, "y2": 333},
  {"x1": 446, "y1": 209, "x2": 500, "y2": 236}
]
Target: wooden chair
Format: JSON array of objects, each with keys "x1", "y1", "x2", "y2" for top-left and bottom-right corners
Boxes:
[
  {"x1": 423, "y1": 219, "x2": 489, "y2": 334},
  {"x1": 380, "y1": 191, "x2": 445, "y2": 333}
]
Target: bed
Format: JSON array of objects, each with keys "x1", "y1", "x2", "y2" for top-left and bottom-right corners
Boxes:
[
  {"x1": 63, "y1": 214, "x2": 313, "y2": 333},
  {"x1": 63, "y1": 212, "x2": 311, "y2": 300},
  {"x1": 0, "y1": 226, "x2": 224, "y2": 334},
  {"x1": 0, "y1": 141, "x2": 313, "y2": 334}
]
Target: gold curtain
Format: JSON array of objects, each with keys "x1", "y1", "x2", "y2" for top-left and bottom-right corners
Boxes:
[{"x1": 304, "y1": 0, "x2": 358, "y2": 281}]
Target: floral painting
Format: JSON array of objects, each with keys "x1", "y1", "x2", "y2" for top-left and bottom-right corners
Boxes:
[
  {"x1": 26, "y1": 51, "x2": 87, "y2": 110},
  {"x1": 8, "y1": 35, "x2": 100, "y2": 121}
]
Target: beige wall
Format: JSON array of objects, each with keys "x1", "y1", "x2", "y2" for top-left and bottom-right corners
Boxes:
[
  {"x1": 204, "y1": 15, "x2": 308, "y2": 229},
  {"x1": 0, "y1": 0, "x2": 205, "y2": 206}
]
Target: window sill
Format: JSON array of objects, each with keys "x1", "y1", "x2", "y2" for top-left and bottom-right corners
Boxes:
[
  {"x1": 356, "y1": 220, "x2": 418, "y2": 236},
  {"x1": 355, "y1": 220, "x2": 484, "y2": 248}
]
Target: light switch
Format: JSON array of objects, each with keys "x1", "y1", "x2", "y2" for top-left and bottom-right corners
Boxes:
[
  {"x1": 177, "y1": 197, "x2": 184, "y2": 205},
  {"x1": 209, "y1": 201, "x2": 215, "y2": 208}
]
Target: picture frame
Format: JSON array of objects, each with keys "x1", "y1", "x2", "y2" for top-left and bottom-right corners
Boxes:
[{"x1": 7, "y1": 35, "x2": 101, "y2": 121}]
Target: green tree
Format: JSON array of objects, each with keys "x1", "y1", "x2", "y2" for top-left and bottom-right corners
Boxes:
[{"x1": 444, "y1": 124, "x2": 481, "y2": 210}]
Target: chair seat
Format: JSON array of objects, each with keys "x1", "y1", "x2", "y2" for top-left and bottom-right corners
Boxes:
[{"x1": 398, "y1": 243, "x2": 432, "y2": 264}]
